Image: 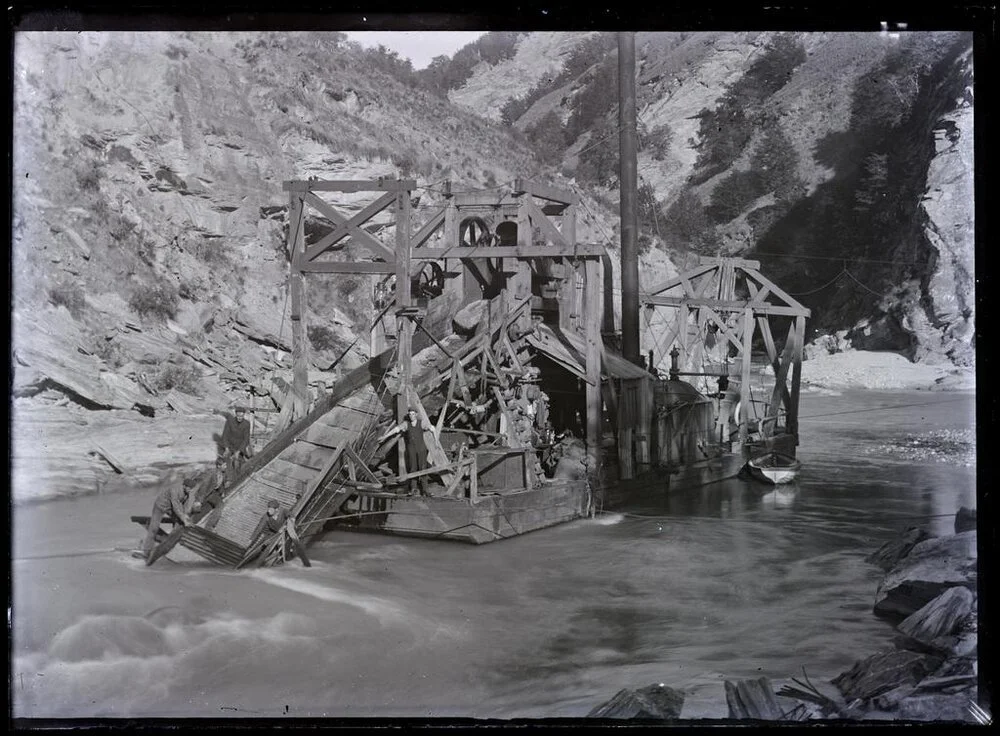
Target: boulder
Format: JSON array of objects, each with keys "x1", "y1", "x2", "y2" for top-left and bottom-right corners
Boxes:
[
  {"x1": 954, "y1": 507, "x2": 976, "y2": 534},
  {"x1": 832, "y1": 649, "x2": 942, "y2": 702},
  {"x1": 865, "y1": 527, "x2": 932, "y2": 572},
  {"x1": 874, "y1": 532, "x2": 977, "y2": 620},
  {"x1": 897, "y1": 586, "x2": 975, "y2": 652},
  {"x1": 588, "y1": 683, "x2": 684, "y2": 719},
  {"x1": 895, "y1": 692, "x2": 979, "y2": 723},
  {"x1": 452, "y1": 299, "x2": 489, "y2": 335},
  {"x1": 724, "y1": 677, "x2": 784, "y2": 720}
]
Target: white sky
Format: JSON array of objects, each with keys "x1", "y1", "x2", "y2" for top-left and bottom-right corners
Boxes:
[{"x1": 344, "y1": 31, "x2": 486, "y2": 70}]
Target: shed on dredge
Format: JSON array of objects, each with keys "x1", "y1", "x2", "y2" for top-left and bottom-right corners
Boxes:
[{"x1": 140, "y1": 176, "x2": 808, "y2": 567}]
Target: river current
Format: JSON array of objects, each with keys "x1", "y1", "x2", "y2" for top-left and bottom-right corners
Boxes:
[{"x1": 11, "y1": 388, "x2": 977, "y2": 720}]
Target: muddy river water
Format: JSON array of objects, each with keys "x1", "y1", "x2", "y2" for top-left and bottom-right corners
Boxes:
[{"x1": 11, "y1": 389, "x2": 977, "y2": 719}]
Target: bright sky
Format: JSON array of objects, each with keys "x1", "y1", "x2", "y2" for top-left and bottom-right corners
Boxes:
[{"x1": 344, "y1": 31, "x2": 486, "y2": 70}]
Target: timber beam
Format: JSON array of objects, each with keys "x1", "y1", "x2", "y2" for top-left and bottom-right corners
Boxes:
[
  {"x1": 299, "y1": 261, "x2": 395, "y2": 274},
  {"x1": 642, "y1": 296, "x2": 810, "y2": 317},
  {"x1": 512, "y1": 178, "x2": 578, "y2": 206},
  {"x1": 415, "y1": 244, "x2": 606, "y2": 260},
  {"x1": 283, "y1": 179, "x2": 416, "y2": 193}
]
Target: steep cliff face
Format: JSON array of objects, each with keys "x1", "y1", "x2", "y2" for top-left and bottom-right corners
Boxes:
[
  {"x1": 915, "y1": 75, "x2": 975, "y2": 366},
  {"x1": 454, "y1": 31, "x2": 974, "y2": 367}
]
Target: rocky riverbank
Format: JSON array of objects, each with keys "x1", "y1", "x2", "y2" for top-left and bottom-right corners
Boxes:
[{"x1": 588, "y1": 507, "x2": 981, "y2": 723}]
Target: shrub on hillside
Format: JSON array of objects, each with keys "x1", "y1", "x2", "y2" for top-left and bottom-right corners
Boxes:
[
  {"x1": 128, "y1": 280, "x2": 179, "y2": 321},
  {"x1": 154, "y1": 360, "x2": 202, "y2": 395},
  {"x1": 307, "y1": 324, "x2": 342, "y2": 353},
  {"x1": 662, "y1": 189, "x2": 711, "y2": 250},
  {"x1": 565, "y1": 57, "x2": 618, "y2": 141},
  {"x1": 646, "y1": 122, "x2": 674, "y2": 161},
  {"x1": 91, "y1": 333, "x2": 127, "y2": 368},
  {"x1": 48, "y1": 281, "x2": 87, "y2": 318},
  {"x1": 707, "y1": 169, "x2": 765, "y2": 224},
  {"x1": 750, "y1": 122, "x2": 807, "y2": 202},
  {"x1": 576, "y1": 121, "x2": 619, "y2": 187},
  {"x1": 524, "y1": 111, "x2": 568, "y2": 164}
]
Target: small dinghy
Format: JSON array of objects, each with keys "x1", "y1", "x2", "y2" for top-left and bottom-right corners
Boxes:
[{"x1": 743, "y1": 451, "x2": 801, "y2": 485}]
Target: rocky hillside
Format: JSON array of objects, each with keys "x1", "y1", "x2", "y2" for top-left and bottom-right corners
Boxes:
[
  {"x1": 10, "y1": 31, "x2": 623, "y2": 502},
  {"x1": 450, "y1": 31, "x2": 975, "y2": 368}
]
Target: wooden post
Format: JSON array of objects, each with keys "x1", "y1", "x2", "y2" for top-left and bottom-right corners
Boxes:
[
  {"x1": 514, "y1": 197, "x2": 533, "y2": 336},
  {"x1": 738, "y1": 307, "x2": 754, "y2": 444},
  {"x1": 288, "y1": 191, "x2": 309, "y2": 419},
  {"x1": 678, "y1": 303, "x2": 690, "y2": 373},
  {"x1": 618, "y1": 31, "x2": 640, "y2": 365},
  {"x1": 635, "y1": 379, "x2": 651, "y2": 468},
  {"x1": 395, "y1": 184, "x2": 412, "y2": 472},
  {"x1": 584, "y1": 258, "x2": 603, "y2": 493},
  {"x1": 658, "y1": 413, "x2": 670, "y2": 465},
  {"x1": 789, "y1": 314, "x2": 805, "y2": 443}
]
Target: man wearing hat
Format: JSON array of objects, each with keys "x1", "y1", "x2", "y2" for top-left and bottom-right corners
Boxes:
[
  {"x1": 187, "y1": 456, "x2": 228, "y2": 529},
  {"x1": 221, "y1": 404, "x2": 253, "y2": 472},
  {"x1": 138, "y1": 470, "x2": 194, "y2": 561},
  {"x1": 379, "y1": 406, "x2": 429, "y2": 494},
  {"x1": 250, "y1": 499, "x2": 311, "y2": 567}
]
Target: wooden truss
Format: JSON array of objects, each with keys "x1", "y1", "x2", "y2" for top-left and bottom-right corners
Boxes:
[
  {"x1": 281, "y1": 177, "x2": 609, "y2": 483},
  {"x1": 641, "y1": 257, "x2": 810, "y2": 442}
]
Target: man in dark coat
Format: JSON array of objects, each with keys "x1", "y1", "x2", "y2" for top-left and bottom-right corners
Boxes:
[
  {"x1": 188, "y1": 456, "x2": 228, "y2": 529},
  {"x1": 250, "y1": 499, "x2": 310, "y2": 567},
  {"x1": 380, "y1": 407, "x2": 429, "y2": 494},
  {"x1": 221, "y1": 405, "x2": 253, "y2": 470},
  {"x1": 140, "y1": 472, "x2": 194, "y2": 560}
]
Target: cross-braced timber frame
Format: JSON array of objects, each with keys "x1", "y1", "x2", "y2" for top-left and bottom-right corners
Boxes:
[
  {"x1": 640, "y1": 256, "x2": 810, "y2": 444},
  {"x1": 282, "y1": 177, "x2": 609, "y2": 482}
]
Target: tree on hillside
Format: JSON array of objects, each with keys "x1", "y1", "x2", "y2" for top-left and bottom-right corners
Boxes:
[
  {"x1": 576, "y1": 120, "x2": 619, "y2": 187},
  {"x1": 565, "y1": 58, "x2": 618, "y2": 141},
  {"x1": 524, "y1": 111, "x2": 568, "y2": 165},
  {"x1": 690, "y1": 35, "x2": 807, "y2": 184},
  {"x1": 661, "y1": 190, "x2": 710, "y2": 251}
]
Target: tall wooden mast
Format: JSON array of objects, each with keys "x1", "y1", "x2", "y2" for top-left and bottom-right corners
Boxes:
[{"x1": 618, "y1": 31, "x2": 640, "y2": 365}]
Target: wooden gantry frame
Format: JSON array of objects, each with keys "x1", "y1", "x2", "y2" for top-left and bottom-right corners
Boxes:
[
  {"x1": 641, "y1": 257, "x2": 811, "y2": 444},
  {"x1": 281, "y1": 177, "x2": 609, "y2": 490}
]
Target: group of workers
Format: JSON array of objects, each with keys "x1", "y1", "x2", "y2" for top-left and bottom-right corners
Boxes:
[{"x1": 138, "y1": 404, "x2": 305, "y2": 565}]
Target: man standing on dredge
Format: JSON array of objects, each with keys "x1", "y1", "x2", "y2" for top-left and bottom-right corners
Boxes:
[
  {"x1": 379, "y1": 406, "x2": 430, "y2": 494},
  {"x1": 221, "y1": 405, "x2": 254, "y2": 472}
]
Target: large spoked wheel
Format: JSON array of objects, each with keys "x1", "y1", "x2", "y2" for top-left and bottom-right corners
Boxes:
[
  {"x1": 458, "y1": 216, "x2": 502, "y2": 277},
  {"x1": 412, "y1": 261, "x2": 445, "y2": 299}
]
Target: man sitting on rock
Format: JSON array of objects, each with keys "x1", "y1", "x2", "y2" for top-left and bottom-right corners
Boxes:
[{"x1": 221, "y1": 405, "x2": 253, "y2": 472}]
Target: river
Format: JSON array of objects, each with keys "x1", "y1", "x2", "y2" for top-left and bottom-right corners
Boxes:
[{"x1": 11, "y1": 388, "x2": 977, "y2": 720}]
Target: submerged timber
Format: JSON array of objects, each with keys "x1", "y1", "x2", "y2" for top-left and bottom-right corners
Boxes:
[{"x1": 141, "y1": 177, "x2": 808, "y2": 567}]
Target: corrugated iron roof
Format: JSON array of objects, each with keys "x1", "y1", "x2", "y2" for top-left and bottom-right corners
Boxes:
[{"x1": 527, "y1": 325, "x2": 651, "y2": 381}]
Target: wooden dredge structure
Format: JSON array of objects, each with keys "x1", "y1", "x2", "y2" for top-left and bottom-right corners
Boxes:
[{"x1": 142, "y1": 176, "x2": 809, "y2": 568}]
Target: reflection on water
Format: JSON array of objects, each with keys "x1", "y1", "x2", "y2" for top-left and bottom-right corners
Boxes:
[{"x1": 12, "y1": 390, "x2": 977, "y2": 719}]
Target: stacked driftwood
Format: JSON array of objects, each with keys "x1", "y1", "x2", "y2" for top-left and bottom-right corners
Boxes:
[{"x1": 587, "y1": 508, "x2": 980, "y2": 723}]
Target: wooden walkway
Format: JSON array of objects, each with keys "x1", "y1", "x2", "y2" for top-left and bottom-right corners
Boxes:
[{"x1": 172, "y1": 356, "x2": 394, "y2": 567}]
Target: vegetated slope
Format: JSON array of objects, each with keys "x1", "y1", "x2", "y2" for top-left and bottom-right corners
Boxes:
[
  {"x1": 9, "y1": 30, "x2": 617, "y2": 502},
  {"x1": 451, "y1": 31, "x2": 974, "y2": 369}
]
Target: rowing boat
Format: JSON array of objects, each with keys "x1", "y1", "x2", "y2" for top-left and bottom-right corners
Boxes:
[{"x1": 743, "y1": 451, "x2": 801, "y2": 485}]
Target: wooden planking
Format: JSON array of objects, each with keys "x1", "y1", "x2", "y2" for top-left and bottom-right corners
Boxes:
[
  {"x1": 183, "y1": 373, "x2": 386, "y2": 563},
  {"x1": 270, "y1": 455, "x2": 323, "y2": 474},
  {"x1": 257, "y1": 467, "x2": 310, "y2": 491},
  {"x1": 280, "y1": 441, "x2": 334, "y2": 469}
]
